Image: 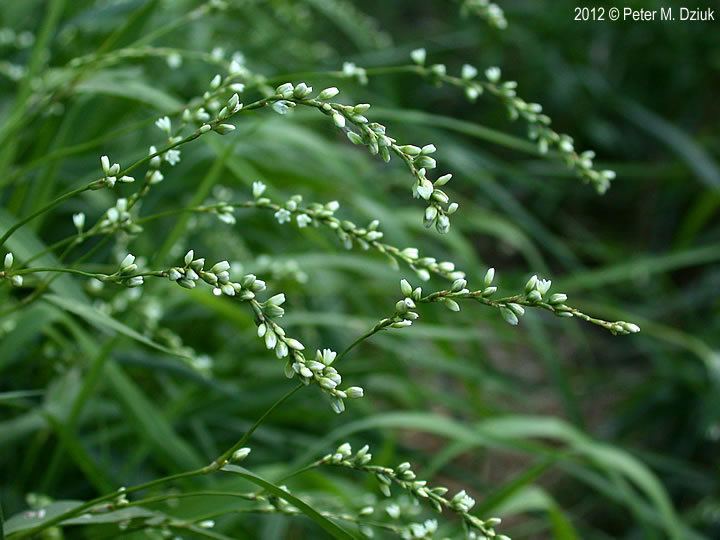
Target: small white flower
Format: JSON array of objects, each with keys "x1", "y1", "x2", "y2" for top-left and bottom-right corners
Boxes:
[
  {"x1": 317, "y1": 348, "x2": 337, "y2": 366},
  {"x1": 274, "y1": 209, "x2": 291, "y2": 224},
  {"x1": 119, "y1": 254, "x2": 136, "y2": 271},
  {"x1": 318, "y1": 87, "x2": 339, "y2": 100},
  {"x1": 232, "y1": 447, "x2": 251, "y2": 461},
  {"x1": 228, "y1": 60, "x2": 243, "y2": 75},
  {"x1": 386, "y1": 504, "x2": 401, "y2": 519},
  {"x1": 401, "y1": 247, "x2": 419, "y2": 259},
  {"x1": 164, "y1": 149, "x2": 181, "y2": 166},
  {"x1": 462, "y1": 64, "x2": 478, "y2": 80},
  {"x1": 155, "y1": 116, "x2": 172, "y2": 134},
  {"x1": 4, "y1": 252, "x2": 14, "y2": 269},
  {"x1": 332, "y1": 113, "x2": 346, "y2": 128},
  {"x1": 72, "y1": 213, "x2": 85, "y2": 231},
  {"x1": 451, "y1": 490, "x2": 476, "y2": 512},
  {"x1": 485, "y1": 66, "x2": 501, "y2": 83},
  {"x1": 148, "y1": 170, "x2": 164, "y2": 184},
  {"x1": 410, "y1": 48, "x2": 426, "y2": 65},
  {"x1": 272, "y1": 100, "x2": 293, "y2": 115},
  {"x1": 166, "y1": 53, "x2": 182, "y2": 69},
  {"x1": 345, "y1": 386, "x2": 364, "y2": 399},
  {"x1": 296, "y1": 214, "x2": 312, "y2": 228},
  {"x1": 252, "y1": 181, "x2": 266, "y2": 198}
]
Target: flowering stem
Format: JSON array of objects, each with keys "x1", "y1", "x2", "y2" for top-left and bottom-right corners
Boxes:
[{"x1": 13, "y1": 381, "x2": 304, "y2": 539}]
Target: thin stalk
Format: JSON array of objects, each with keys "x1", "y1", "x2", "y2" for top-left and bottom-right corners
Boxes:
[
  {"x1": 13, "y1": 382, "x2": 303, "y2": 538},
  {"x1": 0, "y1": 185, "x2": 92, "y2": 248}
]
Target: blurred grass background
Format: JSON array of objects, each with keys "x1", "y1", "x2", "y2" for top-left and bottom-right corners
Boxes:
[{"x1": 1, "y1": 0, "x2": 719, "y2": 538}]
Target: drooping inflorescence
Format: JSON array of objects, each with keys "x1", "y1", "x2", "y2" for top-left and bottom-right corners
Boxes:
[
  {"x1": 164, "y1": 250, "x2": 363, "y2": 413},
  {"x1": 267, "y1": 82, "x2": 458, "y2": 233},
  {"x1": 322, "y1": 442, "x2": 508, "y2": 539}
]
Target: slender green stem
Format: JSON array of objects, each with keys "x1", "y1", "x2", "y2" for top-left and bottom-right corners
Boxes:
[
  {"x1": 0, "y1": 184, "x2": 92, "y2": 248},
  {"x1": 24, "y1": 235, "x2": 84, "y2": 265},
  {"x1": 213, "y1": 383, "x2": 303, "y2": 467},
  {"x1": 11, "y1": 267, "x2": 105, "y2": 279},
  {"x1": 13, "y1": 382, "x2": 304, "y2": 538},
  {"x1": 127, "y1": 490, "x2": 258, "y2": 508},
  {"x1": 12, "y1": 468, "x2": 209, "y2": 539},
  {"x1": 336, "y1": 324, "x2": 387, "y2": 363}
]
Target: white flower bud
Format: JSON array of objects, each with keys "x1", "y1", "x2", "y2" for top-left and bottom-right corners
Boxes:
[
  {"x1": 345, "y1": 386, "x2": 364, "y2": 399},
  {"x1": 252, "y1": 181, "x2": 266, "y2": 198},
  {"x1": 485, "y1": 66, "x2": 501, "y2": 82},
  {"x1": 267, "y1": 293, "x2": 286, "y2": 306},
  {"x1": 232, "y1": 447, "x2": 251, "y2": 461},
  {"x1": 119, "y1": 254, "x2": 136, "y2": 271},
  {"x1": 213, "y1": 123, "x2": 235, "y2": 135},
  {"x1": 461, "y1": 64, "x2": 478, "y2": 80},
  {"x1": 318, "y1": 87, "x2": 340, "y2": 100},
  {"x1": 210, "y1": 260, "x2": 230, "y2": 273},
  {"x1": 484, "y1": 267, "x2": 495, "y2": 286},
  {"x1": 410, "y1": 48, "x2": 426, "y2": 65},
  {"x1": 284, "y1": 338, "x2": 304, "y2": 350},
  {"x1": 332, "y1": 113, "x2": 346, "y2": 128}
]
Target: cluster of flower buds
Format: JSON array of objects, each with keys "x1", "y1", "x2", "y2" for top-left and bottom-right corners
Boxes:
[
  {"x1": 400, "y1": 519, "x2": 439, "y2": 539},
  {"x1": 460, "y1": 0, "x2": 508, "y2": 29},
  {"x1": 97, "y1": 155, "x2": 134, "y2": 189},
  {"x1": 271, "y1": 81, "x2": 317, "y2": 115},
  {"x1": 1, "y1": 252, "x2": 22, "y2": 287},
  {"x1": 167, "y1": 250, "x2": 264, "y2": 299},
  {"x1": 393, "y1": 247, "x2": 466, "y2": 283},
  {"x1": 176, "y1": 73, "x2": 245, "y2": 139},
  {"x1": 279, "y1": 345, "x2": 364, "y2": 414},
  {"x1": 257, "y1": 189, "x2": 386, "y2": 251},
  {"x1": 165, "y1": 250, "x2": 363, "y2": 411},
  {"x1": 409, "y1": 50, "x2": 614, "y2": 194},
  {"x1": 322, "y1": 442, "x2": 506, "y2": 538},
  {"x1": 211, "y1": 89, "x2": 243, "y2": 135},
  {"x1": 249, "y1": 188, "x2": 467, "y2": 282},
  {"x1": 388, "y1": 279, "x2": 423, "y2": 328},
  {"x1": 145, "y1": 145, "x2": 164, "y2": 185},
  {"x1": 265, "y1": 82, "x2": 458, "y2": 232},
  {"x1": 96, "y1": 198, "x2": 142, "y2": 235},
  {"x1": 113, "y1": 254, "x2": 143, "y2": 288},
  {"x1": 336, "y1": 104, "x2": 456, "y2": 234},
  {"x1": 341, "y1": 62, "x2": 368, "y2": 84}
]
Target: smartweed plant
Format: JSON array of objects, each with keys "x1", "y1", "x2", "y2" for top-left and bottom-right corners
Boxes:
[{"x1": 0, "y1": 1, "x2": 653, "y2": 539}]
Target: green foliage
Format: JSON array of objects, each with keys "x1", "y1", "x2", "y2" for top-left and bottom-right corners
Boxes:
[{"x1": 1, "y1": 1, "x2": 718, "y2": 538}]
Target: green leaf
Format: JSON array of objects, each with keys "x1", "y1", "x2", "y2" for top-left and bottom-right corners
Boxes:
[
  {"x1": 0, "y1": 209, "x2": 85, "y2": 301},
  {"x1": 222, "y1": 464, "x2": 357, "y2": 539},
  {"x1": 292, "y1": 412, "x2": 686, "y2": 539},
  {"x1": 104, "y1": 363, "x2": 203, "y2": 472},
  {"x1": 74, "y1": 68, "x2": 181, "y2": 111},
  {"x1": 4, "y1": 501, "x2": 159, "y2": 535},
  {"x1": 44, "y1": 294, "x2": 190, "y2": 358}
]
